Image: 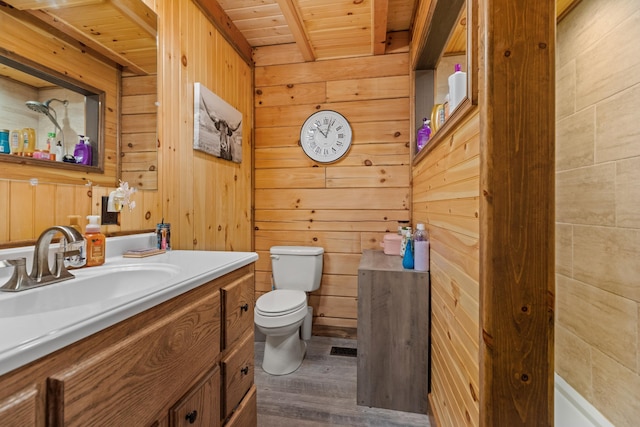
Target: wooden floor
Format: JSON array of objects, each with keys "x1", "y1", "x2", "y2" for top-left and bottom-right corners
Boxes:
[{"x1": 254, "y1": 336, "x2": 431, "y2": 426}]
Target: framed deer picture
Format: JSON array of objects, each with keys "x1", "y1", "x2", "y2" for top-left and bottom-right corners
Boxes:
[{"x1": 193, "y1": 83, "x2": 243, "y2": 163}]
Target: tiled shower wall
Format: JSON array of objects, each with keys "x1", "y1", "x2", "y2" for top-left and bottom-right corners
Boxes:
[{"x1": 555, "y1": 0, "x2": 640, "y2": 425}]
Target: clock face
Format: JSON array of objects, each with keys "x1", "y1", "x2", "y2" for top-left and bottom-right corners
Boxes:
[{"x1": 300, "y1": 110, "x2": 352, "y2": 163}]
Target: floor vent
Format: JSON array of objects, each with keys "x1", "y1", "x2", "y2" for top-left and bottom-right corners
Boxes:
[{"x1": 330, "y1": 346, "x2": 357, "y2": 357}]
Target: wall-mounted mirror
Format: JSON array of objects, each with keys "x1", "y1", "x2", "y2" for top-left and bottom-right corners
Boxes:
[
  {"x1": 0, "y1": 0, "x2": 157, "y2": 189},
  {"x1": 0, "y1": 52, "x2": 104, "y2": 172}
]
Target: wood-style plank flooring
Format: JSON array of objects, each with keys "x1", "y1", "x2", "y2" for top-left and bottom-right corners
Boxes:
[{"x1": 254, "y1": 336, "x2": 431, "y2": 426}]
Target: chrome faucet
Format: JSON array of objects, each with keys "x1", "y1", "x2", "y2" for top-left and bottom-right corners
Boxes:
[{"x1": 0, "y1": 226, "x2": 84, "y2": 292}]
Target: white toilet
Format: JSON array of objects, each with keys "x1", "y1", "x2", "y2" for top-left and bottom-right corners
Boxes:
[{"x1": 254, "y1": 246, "x2": 324, "y2": 375}]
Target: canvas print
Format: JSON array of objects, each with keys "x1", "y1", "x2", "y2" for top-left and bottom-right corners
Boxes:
[{"x1": 193, "y1": 82, "x2": 242, "y2": 163}]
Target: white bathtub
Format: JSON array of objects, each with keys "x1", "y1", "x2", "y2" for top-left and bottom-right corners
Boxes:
[{"x1": 555, "y1": 373, "x2": 614, "y2": 427}]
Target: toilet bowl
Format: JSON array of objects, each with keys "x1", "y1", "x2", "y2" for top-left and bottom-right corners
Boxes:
[
  {"x1": 255, "y1": 289, "x2": 308, "y2": 375},
  {"x1": 254, "y1": 246, "x2": 323, "y2": 375}
]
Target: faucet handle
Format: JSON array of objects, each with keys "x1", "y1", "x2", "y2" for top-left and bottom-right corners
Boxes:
[
  {"x1": 0, "y1": 258, "x2": 37, "y2": 292},
  {"x1": 0, "y1": 258, "x2": 26, "y2": 269}
]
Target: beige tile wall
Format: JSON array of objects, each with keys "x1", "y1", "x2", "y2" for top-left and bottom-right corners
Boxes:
[{"x1": 556, "y1": 1, "x2": 640, "y2": 425}]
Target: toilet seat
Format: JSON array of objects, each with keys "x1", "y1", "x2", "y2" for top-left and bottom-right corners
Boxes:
[{"x1": 255, "y1": 289, "x2": 307, "y2": 316}]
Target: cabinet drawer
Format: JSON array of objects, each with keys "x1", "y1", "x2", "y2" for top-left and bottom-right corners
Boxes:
[
  {"x1": 221, "y1": 332, "x2": 254, "y2": 420},
  {"x1": 47, "y1": 290, "x2": 221, "y2": 426},
  {"x1": 221, "y1": 274, "x2": 254, "y2": 349},
  {"x1": 0, "y1": 387, "x2": 37, "y2": 427},
  {"x1": 170, "y1": 367, "x2": 220, "y2": 427},
  {"x1": 224, "y1": 385, "x2": 256, "y2": 427}
]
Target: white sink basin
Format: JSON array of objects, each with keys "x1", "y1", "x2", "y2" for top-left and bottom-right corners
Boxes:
[
  {"x1": 0, "y1": 240, "x2": 258, "y2": 377},
  {"x1": 0, "y1": 264, "x2": 181, "y2": 318}
]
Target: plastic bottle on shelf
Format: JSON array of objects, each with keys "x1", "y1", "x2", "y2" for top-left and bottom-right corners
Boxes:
[
  {"x1": 22, "y1": 128, "x2": 36, "y2": 157},
  {"x1": 448, "y1": 63, "x2": 467, "y2": 112},
  {"x1": 10, "y1": 130, "x2": 21, "y2": 155},
  {"x1": 402, "y1": 232, "x2": 414, "y2": 269},
  {"x1": 54, "y1": 141, "x2": 64, "y2": 162},
  {"x1": 413, "y1": 223, "x2": 430, "y2": 272},
  {"x1": 46, "y1": 132, "x2": 55, "y2": 152},
  {"x1": 0, "y1": 129, "x2": 9, "y2": 154},
  {"x1": 74, "y1": 135, "x2": 92, "y2": 165},
  {"x1": 416, "y1": 118, "x2": 431, "y2": 152}
]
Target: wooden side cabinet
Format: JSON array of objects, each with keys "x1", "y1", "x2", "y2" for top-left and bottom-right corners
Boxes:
[{"x1": 357, "y1": 249, "x2": 430, "y2": 414}]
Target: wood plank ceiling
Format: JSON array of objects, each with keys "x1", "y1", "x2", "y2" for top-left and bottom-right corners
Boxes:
[
  {"x1": 216, "y1": 0, "x2": 419, "y2": 61},
  {"x1": 215, "y1": 0, "x2": 579, "y2": 63}
]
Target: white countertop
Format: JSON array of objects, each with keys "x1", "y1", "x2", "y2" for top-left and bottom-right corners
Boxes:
[{"x1": 0, "y1": 234, "x2": 258, "y2": 376}]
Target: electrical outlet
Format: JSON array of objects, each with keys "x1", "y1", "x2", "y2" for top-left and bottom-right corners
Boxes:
[{"x1": 101, "y1": 196, "x2": 120, "y2": 225}]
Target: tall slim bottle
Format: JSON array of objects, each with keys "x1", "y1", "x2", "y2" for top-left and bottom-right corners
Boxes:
[{"x1": 413, "y1": 223, "x2": 430, "y2": 272}]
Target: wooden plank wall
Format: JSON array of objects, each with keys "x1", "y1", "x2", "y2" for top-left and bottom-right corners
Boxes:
[
  {"x1": 155, "y1": 0, "x2": 253, "y2": 252},
  {"x1": 253, "y1": 52, "x2": 411, "y2": 334},
  {"x1": 121, "y1": 74, "x2": 158, "y2": 191},
  {"x1": 0, "y1": 179, "x2": 160, "y2": 243},
  {"x1": 412, "y1": 112, "x2": 480, "y2": 427}
]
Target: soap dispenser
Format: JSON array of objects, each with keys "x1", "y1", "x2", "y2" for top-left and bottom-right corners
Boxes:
[{"x1": 85, "y1": 215, "x2": 106, "y2": 267}]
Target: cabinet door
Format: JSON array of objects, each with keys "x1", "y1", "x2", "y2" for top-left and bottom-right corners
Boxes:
[
  {"x1": 224, "y1": 385, "x2": 256, "y2": 427},
  {"x1": 221, "y1": 332, "x2": 254, "y2": 421},
  {"x1": 0, "y1": 387, "x2": 37, "y2": 427},
  {"x1": 47, "y1": 290, "x2": 221, "y2": 426},
  {"x1": 170, "y1": 367, "x2": 220, "y2": 427},
  {"x1": 221, "y1": 274, "x2": 254, "y2": 349}
]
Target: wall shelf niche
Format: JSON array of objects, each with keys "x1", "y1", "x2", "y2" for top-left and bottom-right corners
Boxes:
[{"x1": 411, "y1": 0, "x2": 477, "y2": 164}]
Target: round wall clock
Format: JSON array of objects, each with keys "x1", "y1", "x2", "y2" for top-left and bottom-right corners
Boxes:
[{"x1": 300, "y1": 110, "x2": 352, "y2": 163}]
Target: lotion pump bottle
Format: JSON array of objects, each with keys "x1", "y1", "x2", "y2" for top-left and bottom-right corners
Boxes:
[{"x1": 85, "y1": 215, "x2": 106, "y2": 267}]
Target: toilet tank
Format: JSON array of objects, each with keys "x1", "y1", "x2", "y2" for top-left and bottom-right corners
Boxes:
[{"x1": 270, "y1": 246, "x2": 324, "y2": 291}]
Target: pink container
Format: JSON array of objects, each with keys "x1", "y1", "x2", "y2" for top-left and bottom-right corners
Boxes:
[{"x1": 380, "y1": 233, "x2": 402, "y2": 256}]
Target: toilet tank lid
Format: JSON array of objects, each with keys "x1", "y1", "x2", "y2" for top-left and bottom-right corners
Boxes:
[{"x1": 270, "y1": 246, "x2": 324, "y2": 255}]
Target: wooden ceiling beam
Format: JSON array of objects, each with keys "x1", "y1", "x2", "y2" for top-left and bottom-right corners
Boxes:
[
  {"x1": 372, "y1": 0, "x2": 389, "y2": 55},
  {"x1": 276, "y1": 0, "x2": 315, "y2": 62}
]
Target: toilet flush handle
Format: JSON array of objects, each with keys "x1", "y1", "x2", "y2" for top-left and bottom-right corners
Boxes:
[{"x1": 270, "y1": 254, "x2": 280, "y2": 260}]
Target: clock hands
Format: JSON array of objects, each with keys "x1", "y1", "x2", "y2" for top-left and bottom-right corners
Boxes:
[
  {"x1": 326, "y1": 119, "x2": 335, "y2": 136},
  {"x1": 313, "y1": 122, "x2": 328, "y2": 138}
]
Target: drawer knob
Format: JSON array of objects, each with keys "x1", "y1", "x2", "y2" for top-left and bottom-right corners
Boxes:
[
  {"x1": 185, "y1": 410, "x2": 198, "y2": 424},
  {"x1": 240, "y1": 303, "x2": 249, "y2": 312},
  {"x1": 240, "y1": 366, "x2": 249, "y2": 375}
]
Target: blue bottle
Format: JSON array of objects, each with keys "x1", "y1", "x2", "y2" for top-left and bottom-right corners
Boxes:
[{"x1": 402, "y1": 235, "x2": 414, "y2": 269}]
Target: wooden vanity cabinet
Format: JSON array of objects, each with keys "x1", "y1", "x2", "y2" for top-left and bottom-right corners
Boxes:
[
  {"x1": 0, "y1": 387, "x2": 38, "y2": 427},
  {"x1": 47, "y1": 286, "x2": 221, "y2": 426},
  {"x1": 221, "y1": 273, "x2": 254, "y2": 349},
  {"x1": 224, "y1": 385, "x2": 257, "y2": 427},
  {"x1": 169, "y1": 367, "x2": 221, "y2": 427},
  {"x1": 220, "y1": 273, "x2": 256, "y2": 424},
  {"x1": 0, "y1": 264, "x2": 256, "y2": 427}
]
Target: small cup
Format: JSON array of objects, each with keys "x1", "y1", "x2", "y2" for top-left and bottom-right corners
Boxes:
[{"x1": 156, "y1": 223, "x2": 171, "y2": 250}]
